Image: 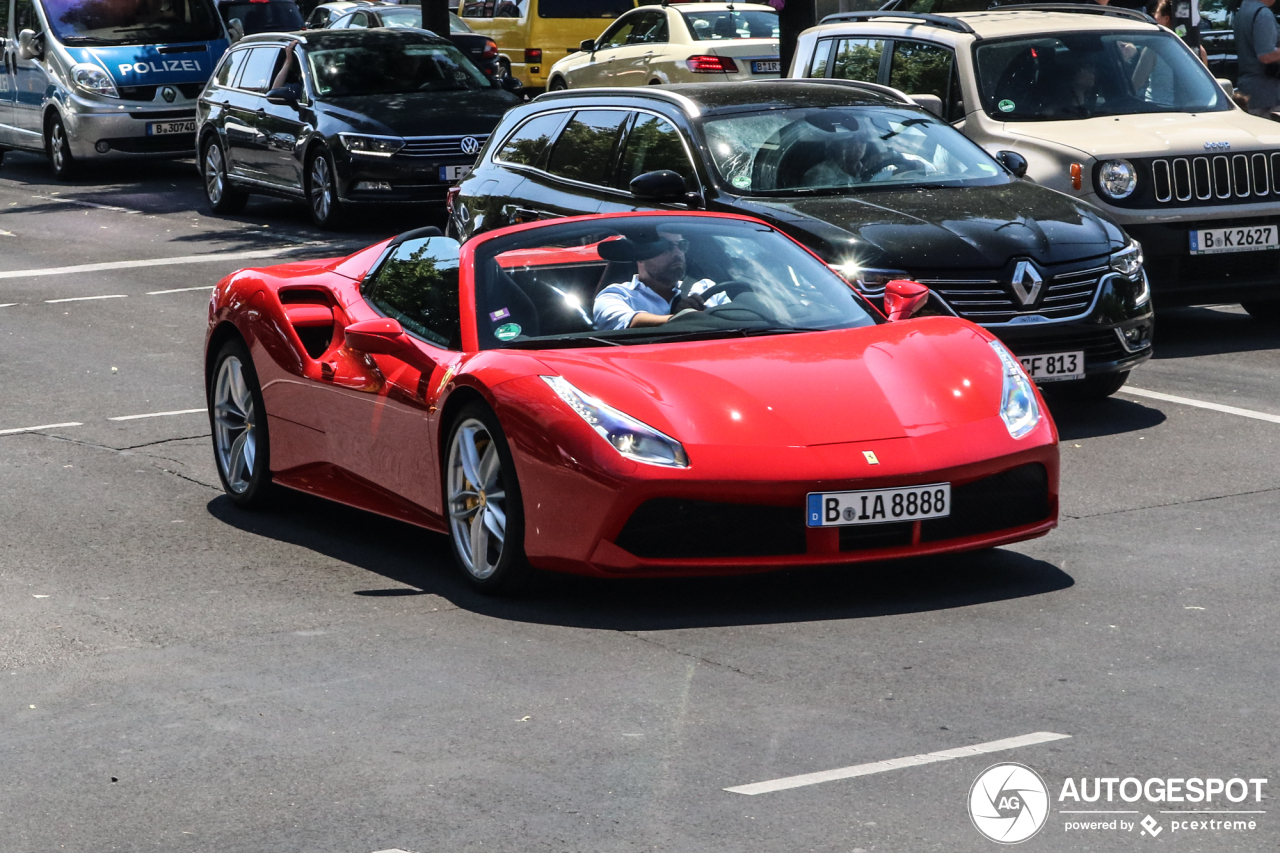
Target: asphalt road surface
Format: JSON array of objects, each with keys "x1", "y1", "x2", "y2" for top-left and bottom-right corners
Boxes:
[{"x1": 1, "y1": 149, "x2": 1277, "y2": 853}]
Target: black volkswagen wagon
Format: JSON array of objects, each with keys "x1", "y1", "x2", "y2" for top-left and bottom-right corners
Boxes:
[
  {"x1": 449, "y1": 81, "x2": 1154, "y2": 397},
  {"x1": 197, "y1": 28, "x2": 521, "y2": 228}
]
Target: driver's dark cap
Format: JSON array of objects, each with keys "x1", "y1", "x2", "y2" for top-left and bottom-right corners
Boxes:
[{"x1": 598, "y1": 229, "x2": 681, "y2": 262}]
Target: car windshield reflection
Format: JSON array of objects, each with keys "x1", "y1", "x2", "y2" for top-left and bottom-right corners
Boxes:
[
  {"x1": 307, "y1": 36, "x2": 491, "y2": 96},
  {"x1": 473, "y1": 217, "x2": 880, "y2": 350},
  {"x1": 974, "y1": 32, "x2": 1231, "y2": 120},
  {"x1": 700, "y1": 107, "x2": 1006, "y2": 195}
]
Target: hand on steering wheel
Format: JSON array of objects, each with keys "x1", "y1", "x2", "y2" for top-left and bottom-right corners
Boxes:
[{"x1": 695, "y1": 279, "x2": 757, "y2": 302}]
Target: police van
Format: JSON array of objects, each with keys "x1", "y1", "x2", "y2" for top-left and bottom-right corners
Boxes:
[{"x1": 0, "y1": 0, "x2": 232, "y2": 177}]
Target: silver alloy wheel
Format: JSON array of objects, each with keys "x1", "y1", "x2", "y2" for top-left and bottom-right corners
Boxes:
[
  {"x1": 447, "y1": 418, "x2": 507, "y2": 580},
  {"x1": 50, "y1": 121, "x2": 66, "y2": 172},
  {"x1": 205, "y1": 143, "x2": 225, "y2": 205},
  {"x1": 212, "y1": 355, "x2": 257, "y2": 494},
  {"x1": 309, "y1": 155, "x2": 331, "y2": 221}
]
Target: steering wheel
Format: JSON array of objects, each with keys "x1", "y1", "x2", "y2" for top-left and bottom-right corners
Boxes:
[{"x1": 696, "y1": 279, "x2": 757, "y2": 302}]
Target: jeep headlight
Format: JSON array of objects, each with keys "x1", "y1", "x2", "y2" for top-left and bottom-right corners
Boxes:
[
  {"x1": 71, "y1": 63, "x2": 119, "y2": 98},
  {"x1": 337, "y1": 133, "x2": 404, "y2": 157},
  {"x1": 989, "y1": 340, "x2": 1041, "y2": 439},
  {"x1": 543, "y1": 376, "x2": 689, "y2": 468},
  {"x1": 1098, "y1": 159, "x2": 1138, "y2": 200}
]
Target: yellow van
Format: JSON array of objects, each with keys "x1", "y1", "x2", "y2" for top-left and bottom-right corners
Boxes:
[{"x1": 459, "y1": 0, "x2": 641, "y2": 91}]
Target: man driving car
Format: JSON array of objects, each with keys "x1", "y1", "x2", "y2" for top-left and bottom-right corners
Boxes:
[{"x1": 593, "y1": 229, "x2": 726, "y2": 330}]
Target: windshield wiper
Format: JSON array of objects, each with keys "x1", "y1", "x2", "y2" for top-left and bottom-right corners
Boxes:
[
  {"x1": 60, "y1": 36, "x2": 119, "y2": 44},
  {"x1": 500, "y1": 336, "x2": 623, "y2": 349},
  {"x1": 629, "y1": 327, "x2": 825, "y2": 344}
]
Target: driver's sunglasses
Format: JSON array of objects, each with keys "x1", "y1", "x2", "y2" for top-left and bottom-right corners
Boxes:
[{"x1": 660, "y1": 239, "x2": 691, "y2": 254}]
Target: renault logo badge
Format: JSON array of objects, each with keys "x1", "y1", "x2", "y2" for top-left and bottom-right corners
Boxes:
[
  {"x1": 460, "y1": 136, "x2": 480, "y2": 155},
  {"x1": 161, "y1": 86, "x2": 177, "y2": 103},
  {"x1": 1010, "y1": 260, "x2": 1043, "y2": 306}
]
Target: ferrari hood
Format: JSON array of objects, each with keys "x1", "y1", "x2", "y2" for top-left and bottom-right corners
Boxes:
[
  {"x1": 530, "y1": 318, "x2": 1005, "y2": 448},
  {"x1": 1003, "y1": 111, "x2": 1280, "y2": 160},
  {"x1": 732, "y1": 180, "x2": 1120, "y2": 272}
]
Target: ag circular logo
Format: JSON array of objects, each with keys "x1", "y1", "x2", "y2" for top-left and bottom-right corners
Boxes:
[
  {"x1": 969, "y1": 763, "x2": 1050, "y2": 844},
  {"x1": 460, "y1": 136, "x2": 481, "y2": 155}
]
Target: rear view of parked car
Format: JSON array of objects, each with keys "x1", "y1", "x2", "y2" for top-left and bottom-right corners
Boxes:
[
  {"x1": 196, "y1": 28, "x2": 519, "y2": 227},
  {"x1": 546, "y1": 2, "x2": 780, "y2": 90},
  {"x1": 325, "y1": 5, "x2": 515, "y2": 81},
  {"x1": 0, "y1": 0, "x2": 230, "y2": 178},
  {"x1": 217, "y1": 0, "x2": 305, "y2": 36}
]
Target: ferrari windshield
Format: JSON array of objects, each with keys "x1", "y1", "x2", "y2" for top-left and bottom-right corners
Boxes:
[
  {"x1": 42, "y1": 0, "x2": 222, "y2": 45},
  {"x1": 307, "y1": 37, "x2": 489, "y2": 96},
  {"x1": 701, "y1": 107, "x2": 1005, "y2": 195},
  {"x1": 974, "y1": 32, "x2": 1231, "y2": 120},
  {"x1": 473, "y1": 217, "x2": 878, "y2": 350}
]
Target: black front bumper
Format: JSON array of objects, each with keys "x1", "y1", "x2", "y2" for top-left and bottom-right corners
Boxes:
[
  {"x1": 335, "y1": 155, "x2": 471, "y2": 205},
  {"x1": 1127, "y1": 217, "x2": 1280, "y2": 307},
  {"x1": 992, "y1": 320, "x2": 1153, "y2": 377}
]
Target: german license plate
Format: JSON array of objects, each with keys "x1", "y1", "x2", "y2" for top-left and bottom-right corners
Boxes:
[
  {"x1": 440, "y1": 164, "x2": 472, "y2": 182},
  {"x1": 147, "y1": 120, "x2": 195, "y2": 136},
  {"x1": 1189, "y1": 225, "x2": 1279, "y2": 255},
  {"x1": 807, "y1": 483, "x2": 950, "y2": 527},
  {"x1": 1018, "y1": 350, "x2": 1084, "y2": 382},
  {"x1": 752, "y1": 59, "x2": 781, "y2": 73}
]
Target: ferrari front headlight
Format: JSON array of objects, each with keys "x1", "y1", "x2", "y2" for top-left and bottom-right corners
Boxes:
[
  {"x1": 989, "y1": 340, "x2": 1041, "y2": 439},
  {"x1": 542, "y1": 375, "x2": 689, "y2": 468},
  {"x1": 71, "y1": 63, "x2": 119, "y2": 98}
]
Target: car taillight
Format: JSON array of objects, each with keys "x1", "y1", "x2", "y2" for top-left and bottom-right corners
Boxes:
[
  {"x1": 482, "y1": 38, "x2": 498, "y2": 60},
  {"x1": 687, "y1": 55, "x2": 737, "y2": 73},
  {"x1": 446, "y1": 186, "x2": 461, "y2": 215},
  {"x1": 524, "y1": 48, "x2": 541, "y2": 64}
]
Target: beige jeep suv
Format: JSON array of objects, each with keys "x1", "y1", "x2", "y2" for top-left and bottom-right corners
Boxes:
[{"x1": 790, "y1": 6, "x2": 1280, "y2": 320}]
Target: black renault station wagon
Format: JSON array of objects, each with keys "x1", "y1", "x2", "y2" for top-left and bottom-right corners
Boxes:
[{"x1": 448, "y1": 80, "x2": 1154, "y2": 398}]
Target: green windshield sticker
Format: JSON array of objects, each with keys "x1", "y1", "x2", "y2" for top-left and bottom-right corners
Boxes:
[
  {"x1": 998, "y1": 99, "x2": 1015, "y2": 113},
  {"x1": 732, "y1": 174, "x2": 752, "y2": 189},
  {"x1": 494, "y1": 323, "x2": 521, "y2": 341}
]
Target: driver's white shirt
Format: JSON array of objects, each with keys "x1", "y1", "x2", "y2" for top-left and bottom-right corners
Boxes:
[{"x1": 593, "y1": 275, "x2": 723, "y2": 331}]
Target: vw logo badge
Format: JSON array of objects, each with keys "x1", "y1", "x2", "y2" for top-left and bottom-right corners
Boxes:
[
  {"x1": 460, "y1": 136, "x2": 481, "y2": 155},
  {"x1": 969, "y1": 763, "x2": 1050, "y2": 844},
  {"x1": 1009, "y1": 259, "x2": 1043, "y2": 306},
  {"x1": 161, "y1": 86, "x2": 177, "y2": 103}
]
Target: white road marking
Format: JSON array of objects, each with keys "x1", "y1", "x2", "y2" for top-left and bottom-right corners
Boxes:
[
  {"x1": 0, "y1": 302, "x2": 17, "y2": 308},
  {"x1": 147, "y1": 286, "x2": 215, "y2": 295},
  {"x1": 724, "y1": 731, "x2": 1072, "y2": 796},
  {"x1": 0, "y1": 246, "x2": 325, "y2": 281},
  {"x1": 1120, "y1": 387, "x2": 1280, "y2": 425},
  {"x1": 108, "y1": 408, "x2": 205, "y2": 421},
  {"x1": 45, "y1": 294, "x2": 128, "y2": 304},
  {"x1": 0, "y1": 422, "x2": 83, "y2": 436},
  {"x1": 34, "y1": 194, "x2": 136, "y2": 213}
]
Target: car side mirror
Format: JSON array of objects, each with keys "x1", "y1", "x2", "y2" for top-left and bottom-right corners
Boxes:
[
  {"x1": 17, "y1": 29, "x2": 43, "y2": 60},
  {"x1": 500, "y1": 74, "x2": 523, "y2": 92},
  {"x1": 883, "y1": 279, "x2": 930, "y2": 321},
  {"x1": 580, "y1": 38, "x2": 595, "y2": 53},
  {"x1": 1216, "y1": 77, "x2": 1236, "y2": 99},
  {"x1": 227, "y1": 18, "x2": 244, "y2": 42},
  {"x1": 630, "y1": 169, "x2": 691, "y2": 204},
  {"x1": 995, "y1": 150, "x2": 1028, "y2": 179},
  {"x1": 344, "y1": 317, "x2": 411, "y2": 355},
  {"x1": 265, "y1": 86, "x2": 299, "y2": 107},
  {"x1": 908, "y1": 93, "x2": 943, "y2": 118}
]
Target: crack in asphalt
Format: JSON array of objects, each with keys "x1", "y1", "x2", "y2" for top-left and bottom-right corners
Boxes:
[
  {"x1": 1063, "y1": 483, "x2": 1280, "y2": 520},
  {"x1": 34, "y1": 431, "x2": 222, "y2": 492},
  {"x1": 619, "y1": 630, "x2": 754, "y2": 678}
]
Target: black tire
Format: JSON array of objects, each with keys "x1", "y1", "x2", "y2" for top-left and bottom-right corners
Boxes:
[
  {"x1": 0, "y1": 149, "x2": 6, "y2": 167},
  {"x1": 208, "y1": 338, "x2": 273, "y2": 507},
  {"x1": 548, "y1": 76, "x2": 568, "y2": 91},
  {"x1": 201, "y1": 135, "x2": 249, "y2": 214},
  {"x1": 1051, "y1": 370, "x2": 1130, "y2": 400},
  {"x1": 444, "y1": 402, "x2": 532, "y2": 594},
  {"x1": 305, "y1": 147, "x2": 345, "y2": 229},
  {"x1": 45, "y1": 113, "x2": 75, "y2": 180},
  {"x1": 1241, "y1": 300, "x2": 1280, "y2": 322}
]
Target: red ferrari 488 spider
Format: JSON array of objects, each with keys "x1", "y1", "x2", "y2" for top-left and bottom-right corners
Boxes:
[{"x1": 205, "y1": 212, "x2": 1059, "y2": 591}]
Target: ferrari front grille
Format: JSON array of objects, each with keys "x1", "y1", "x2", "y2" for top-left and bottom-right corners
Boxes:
[
  {"x1": 615, "y1": 499, "x2": 806, "y2": 558},
  {"x1": 920, "y1": 464, "x2": 1050, "y2": 543}
]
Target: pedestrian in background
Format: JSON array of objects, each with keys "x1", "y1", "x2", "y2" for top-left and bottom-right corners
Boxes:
[
  {"x1": 1148, "y1": 0, "x2": 1210, "y2": 63},
  {"x1": 1235, "y1": 0, "x2": 1280, "y2": 115}
]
